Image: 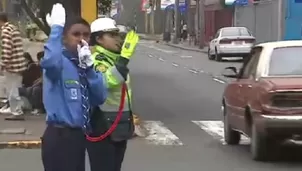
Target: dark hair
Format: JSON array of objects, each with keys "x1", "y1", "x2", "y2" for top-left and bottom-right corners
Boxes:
[
  {"x1": 24, "y1": 52, "x2": 34, "y2": 64},
  {"x1": 63, "y1": 16, "x2": 90, "y2": 35},
  {"x1": 0, "y1": 12, "x2": 8, "y2": 23},
  {"x1": 36, "y1": 51, "x2": 44, "y2": 61},
  {"x1": 89, "y1": 31, "x2": 104, "y2": 46}
]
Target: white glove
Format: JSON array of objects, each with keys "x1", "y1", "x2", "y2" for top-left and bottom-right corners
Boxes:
[
  {"x1": 78, "y1": 40, "x2": 94, "y2": 69},
  {"x1": 45, "y1": 3, "x2": 65, "y2": 27}
]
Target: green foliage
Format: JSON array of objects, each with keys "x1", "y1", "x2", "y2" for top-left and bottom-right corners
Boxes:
[
  {"x1": 98, "y1": 0, "x2": 112, "y2": 14},
  {"x1": 21, "y1": 0, "x2": 82, "y2": 36}
]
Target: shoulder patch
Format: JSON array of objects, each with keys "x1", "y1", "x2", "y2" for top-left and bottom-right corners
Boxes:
[
  {"x1": 65, "y1": 80, "x2": 79, "y2": 85},
  {"x1": 97, "y1": 65, "x2": 107, "y2": 72}
]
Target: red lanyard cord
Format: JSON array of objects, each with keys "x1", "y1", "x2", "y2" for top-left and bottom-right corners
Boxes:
[{"x1": 86, "y1": 83, "x2": 127, "y2": 142}]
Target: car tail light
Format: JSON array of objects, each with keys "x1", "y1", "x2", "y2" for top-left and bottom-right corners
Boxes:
[
  {"x1": 259, "y1": 91, "x2": 302, "y2": 114},
  {"x1": 242, "y1": 39, "x2": 255, "y2": 44},
  {"x1": 219, "y1": 39, "x2": 232, "y2": 44},
  {"x1": 271, "y1": 92, "x2": 302, "y2": 108}
]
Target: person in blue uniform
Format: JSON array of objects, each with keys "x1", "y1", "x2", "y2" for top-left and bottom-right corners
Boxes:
[{"x1": 40, "y1": 3, "x2": 107, "y2": 171}]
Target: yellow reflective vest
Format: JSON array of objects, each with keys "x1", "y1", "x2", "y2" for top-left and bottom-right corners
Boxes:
[{"x1": 92, "y1": 46, "x2": 132, "y2": 112}]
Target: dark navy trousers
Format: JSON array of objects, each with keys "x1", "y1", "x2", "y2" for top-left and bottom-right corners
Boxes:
[
  {"x1": 87, "y1": 138, "x2": 127, "y2": 171},
  {"x1": 41, "y1": 124, "x2": 86, "y2": 171}
]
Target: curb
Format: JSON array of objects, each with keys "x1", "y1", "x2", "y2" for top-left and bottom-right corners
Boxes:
[
  {"x1": 164, "y1": 43, "x2": 207, "y2": 53},
  {"x1": 0, "y1": 115, "x2": 143, "y2": 149},
  {"x1": 0, "y1": 140, "x2": 41, "y2": 149}
]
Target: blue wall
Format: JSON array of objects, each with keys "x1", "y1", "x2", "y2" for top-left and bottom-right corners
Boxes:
[{"x1": 284, "y1": 0, "x2": 302, "y2": 40}]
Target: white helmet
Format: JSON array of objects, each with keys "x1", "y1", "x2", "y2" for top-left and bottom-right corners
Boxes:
[
  {"x1": 117, "y1": 25, "x2": 128, "y2": 33},
  {"x1": 91, "y1": 17, "x2": 119, "y2": 33}
]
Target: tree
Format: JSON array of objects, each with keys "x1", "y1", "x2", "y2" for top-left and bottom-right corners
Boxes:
[
  {"x1": 20, "y1": 0, "x2": 82, "y2": 36},
  {"x1": 98, "y1": 0, "x2": 112, "y2": 15},
  {"x1": 20, "y1": 0, "x2": 113, "y2": 35}
]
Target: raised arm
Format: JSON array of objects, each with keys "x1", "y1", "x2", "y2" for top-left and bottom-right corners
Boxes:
[
  {"x1": 40, "y1": 3, "x2": 66, "y2": 81},
  {"x1": 40, "y1": 25, "x2": 63, "y2": 80}
]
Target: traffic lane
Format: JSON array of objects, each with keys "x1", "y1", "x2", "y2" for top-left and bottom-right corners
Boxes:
[
  {"x1": 2, "y1": 45, "x2": 300, "y2": 171},
  {"x1": 1, "y1": 142, "x2": 302, "y2": 171},
  {"x1": 129, "y1": 45, "x2": 302, "y2": 169},
  {"x1": 142, "y1": 42, "x2": 242, "y2": 82},
  {"x1": 1, "y1": 144, "x2": 302, "y2": 171},
  {"x1": 129, "y1": 45, "x2": 225, "y2": 121}
]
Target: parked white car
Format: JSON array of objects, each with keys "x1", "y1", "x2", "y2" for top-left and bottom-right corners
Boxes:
[{"x1": 208, "y1": 27, "x2": 255, "y2": 61}]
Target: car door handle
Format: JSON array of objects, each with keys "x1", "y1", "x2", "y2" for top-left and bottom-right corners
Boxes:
[
  {"x1": 239, "y1": 84, "x2": 243, "y2": 87},
  {"x1": 247, "y1": 85, "x2": 252, "y2": 88}
]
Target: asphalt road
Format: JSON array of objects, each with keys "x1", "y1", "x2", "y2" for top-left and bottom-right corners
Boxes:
[{"x1": 1, "y1": 40, "x2": 302, "y2": 171}]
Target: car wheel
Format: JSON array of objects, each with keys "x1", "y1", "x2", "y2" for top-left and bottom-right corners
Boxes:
[
  {"x1": 223, "y1": 105, "x2": 240, "y2": 145},
  {"x1": 215, "y1": 49, "x2": 222, "y2": 62},
  {"x1": 208, "y1": 49, "x2": 214, "y2": 60},
  {"x1": 250, "y1": 122, "x2": 274, "y2": 161}
]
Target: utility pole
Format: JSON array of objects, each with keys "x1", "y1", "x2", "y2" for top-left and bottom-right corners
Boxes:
[
  {"x1": 199, "y1": 0, "x2": 205, "y2": 49},
  {"x1": 186, "y1": 0, "x2": 191, "y2": 35},
  {"x1": 196, "y1": 0, "x2": 200, "y2": 46},
  {"x1": 150, "y1": 0, "x2": 155, "y2": 35},
  {"x1": 277, "y1": 0, "x2": 283, "y2": 41},
  {"x1": 172, "y1": 0, "x2": 180, "y2": 44},
  {"x1": 1, "y1": 0, "x2": 6, "y2": 11}
]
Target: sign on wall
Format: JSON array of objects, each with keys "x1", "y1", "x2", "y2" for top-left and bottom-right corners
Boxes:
[{"x1": 161, "y1": 0, "x2": 175, "y2": 10}]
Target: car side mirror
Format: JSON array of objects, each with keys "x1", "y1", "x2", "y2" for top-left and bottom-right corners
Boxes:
[{"x1": 222, "y1": 67, "x2": 238, "y2": 78}]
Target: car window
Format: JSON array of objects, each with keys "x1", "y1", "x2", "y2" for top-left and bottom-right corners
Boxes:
[
  {"x1": 221, "y1": 28, "x2": 251, "y2": 37},
  {"x1": 268, "y1": 46, "x2": 302, "y2": 76},
  {"x1": 241, "y1": 47, "x2": 262, "y2": 78}
]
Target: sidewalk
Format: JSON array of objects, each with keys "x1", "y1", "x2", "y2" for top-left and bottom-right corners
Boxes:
[
  {"x1": 0, "y1": 40, "x2": 44, "y2": 149},
  {"x1": 0, "y1": 114, "x2": 44, "y2": 149},
  {"x1": 138, "y1": 33, "x2": 162, "y2": 42},
  {"x1": 138, "y1": 33, "x2": 208, "y2": 53},
  {"x1": 23, "y1": 38, "x2": 44, "y2": 62}
]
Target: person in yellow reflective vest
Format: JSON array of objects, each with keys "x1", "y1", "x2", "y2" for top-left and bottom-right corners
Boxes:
[{"x1": 86, "y1": 17, "x2": 139, "y2": 171}]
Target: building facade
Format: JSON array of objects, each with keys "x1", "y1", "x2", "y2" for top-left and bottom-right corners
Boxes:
[
  {"x1": 234, "y1": 0, "x2": 285, "y2": 43},
  {"x1": 202, "y1": 0, "x2": 234, "y2": 45},
  {"x1": 284, "y1": 0, "x2": 302, "y2": 40}
]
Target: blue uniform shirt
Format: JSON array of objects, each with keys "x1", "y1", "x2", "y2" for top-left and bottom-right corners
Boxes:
[{"x1": 40, "y1": 25, "x2": 107, "y2": 128}]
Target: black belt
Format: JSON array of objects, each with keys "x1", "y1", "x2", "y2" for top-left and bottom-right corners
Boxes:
[{"x1": 47, "y1": 123, "x2": 82, "y2": 130}]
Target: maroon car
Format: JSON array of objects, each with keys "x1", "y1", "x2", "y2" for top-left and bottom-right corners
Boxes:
[{"x1": 222, "y1": 41, "x2": 302, "y2": 161}]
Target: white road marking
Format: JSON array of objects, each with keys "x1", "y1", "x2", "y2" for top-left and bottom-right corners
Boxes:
[
  {"x1": 180, "y1": 55, "x2": 192, "y2": 58},
  {"x1": 213, "y1": 78, "x2": 225, "y2": 84},
  {"x1": 158, "y1": 57, "x2": 165, "y2": 61},
  {"x1": 148, "y1": 54, "x2": 153, "y2": 58},
  {"x1": 192, "y1": 121, "x2": 250, "y2": 145},
  {"x1": 189, "y1": 69, "x2": 198, "y2": 74},
  {"x1": 143, "y1": 121, "x2": 183, "y2": 146},
  {"x1": 172, "y1": 63, "x2": 179, "y2": 67},
  {"x1": 144, "y1": 45, "x2": 175, "y2": 53},
  {"x1": 223, "y1": 57, "x2": 242, "y2": 61}
]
